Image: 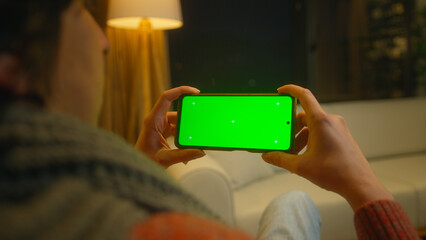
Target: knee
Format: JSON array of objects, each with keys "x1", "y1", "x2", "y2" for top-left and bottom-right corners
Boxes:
[
  {"x1": 283, "y1": 190, "x2": 310, "y2": 200},
  {"x1": 259, "y1": 191, "x2": 322, "y2": 239},
  {"x1": 272, "y1": 190, "x2": 311, "y2": 205},
  {"x1": 268, "y1": 190, "x2": 319, "y2": 216}
]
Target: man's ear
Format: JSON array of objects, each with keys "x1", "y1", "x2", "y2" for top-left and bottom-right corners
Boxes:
[{"x1": 0, "y1": 53, "x2": 28, "y2": 95}]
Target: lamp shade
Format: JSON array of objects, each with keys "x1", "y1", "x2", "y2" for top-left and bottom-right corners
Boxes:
[{"x1": 108, "y1": 0, "x2": 183, "y2": 30}]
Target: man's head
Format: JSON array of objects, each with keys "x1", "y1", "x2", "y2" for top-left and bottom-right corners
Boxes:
[
  {"x1": 0, "y1": 0, "x2": 110, "y2": 124},
  {"x1": 0, "y1": 0, "x2": 74, "y2": 100}
]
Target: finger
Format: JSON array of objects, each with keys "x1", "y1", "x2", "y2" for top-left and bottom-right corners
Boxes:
[
  {"x1": 156, "y1": 149, "x2": 205, "y2": 167},
  {"x1": 163, "y1": 112, "x2": 178, "y2": 138},
  {"x1": 170, "y1": 124, "x2": 176, "y2": 136},
  {"x1": 277, "y1": 85, "x2": 325, "y2": 119},
  {"x1": 167, "y1": 112, "x2": 177, "y2": 125},
  {"x1": 293, "y1": 128, "x2": 309, "y2": 154},
  {"x1": 150, "y1": 86, "x2": 200, "y2": 119},
  {"x1": 295, "y1": 112, "x2": 307, "y2": 134},
  {"x1": 163, "y1": 125, "x2": 176, "y2": 139},
  {"x1": 262, "y1": 151, "x2": 299, "y2": 173},
  {"x1": 163, "y1": 124, "x2": 176, "y2": 138}
]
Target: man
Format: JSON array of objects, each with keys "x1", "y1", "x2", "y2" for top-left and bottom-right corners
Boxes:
[{"x1": 0, "y1": 0, "x2": 419, "y2": 239}]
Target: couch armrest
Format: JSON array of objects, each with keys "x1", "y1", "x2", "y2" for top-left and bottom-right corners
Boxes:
[{"x1": 167, "y1": 154, "x2": 235, "y2": 225}]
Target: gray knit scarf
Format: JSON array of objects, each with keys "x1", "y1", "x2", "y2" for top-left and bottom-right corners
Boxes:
[{"x1": 0, "y1": 103, "x2": 218, "y2": 240}]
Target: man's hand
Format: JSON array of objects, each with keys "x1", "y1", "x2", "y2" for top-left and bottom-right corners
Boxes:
[
  {"x1": 262, "y1": 84, "x2": 394, "y2": 211},
  {"x1": 136, "y1": 86, "x2": 205, "y2": 168}
]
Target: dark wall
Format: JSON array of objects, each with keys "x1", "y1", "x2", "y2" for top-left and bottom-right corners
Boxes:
[
  {"x1": 168, "y1": 0, "x2": 306, "y2": 93},
  {"x1": 168, "y1": 0, "x2": 417, "y2": 100}
]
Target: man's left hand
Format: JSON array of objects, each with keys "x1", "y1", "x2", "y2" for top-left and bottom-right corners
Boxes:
[{"x1": 135, "y1": 86, "x2": 206, "y2": 168}]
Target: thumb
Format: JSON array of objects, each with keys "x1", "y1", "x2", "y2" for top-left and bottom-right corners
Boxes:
[
  {"x1": 262, "y1": 151, "x2": 299, "y2": 173},
  {"x1": 156, "y1": 149, "x2": 205, "y2": 167}
]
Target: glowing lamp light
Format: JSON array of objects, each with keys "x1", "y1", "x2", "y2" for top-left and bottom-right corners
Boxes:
[{"x1": 107, "y1": 0, "x2": 183, "y2": 30}]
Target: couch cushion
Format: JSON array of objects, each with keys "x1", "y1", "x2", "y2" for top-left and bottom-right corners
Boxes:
[
  {"x1": 167, "y1": 155, "x2": 235, "y2": 225},
  {"x1": 206, "y1": 150, "x2": 274, "y2": 190},
  {"x1": 323, "y1": 97, "x2": 426, "y2": 159},
  {"x1": 370, "y1": 153, "x2": 426, "y2": 228}
]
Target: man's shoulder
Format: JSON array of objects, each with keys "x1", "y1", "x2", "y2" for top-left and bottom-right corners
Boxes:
[
  {"x1": 0, "y1": 104, "x2": 221, "y2": 234},
  {"x1": 0, "y1": 103, "x2": 172, "y2": 187},
  {"x1": 1, "y1": 104, "x2": 137, "y2": 161}
]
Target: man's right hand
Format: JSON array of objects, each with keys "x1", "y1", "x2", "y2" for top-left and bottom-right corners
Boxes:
[{"x1": 262, "y1": 84, "x2": 394, "y2": 211}]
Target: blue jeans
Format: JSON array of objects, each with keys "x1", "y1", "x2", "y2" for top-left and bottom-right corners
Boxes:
[{"x1": 257, "y1": 191, "x2": 321, "y2": 240}]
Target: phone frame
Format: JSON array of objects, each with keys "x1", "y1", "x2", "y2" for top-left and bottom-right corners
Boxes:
[{"x1": 175, "y1": 93, "x2": 296, "y2": 152}]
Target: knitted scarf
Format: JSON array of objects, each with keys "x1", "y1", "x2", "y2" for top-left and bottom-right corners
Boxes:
[{"x1": 0, "y1": 103, "x2": 218, "y2": 240}]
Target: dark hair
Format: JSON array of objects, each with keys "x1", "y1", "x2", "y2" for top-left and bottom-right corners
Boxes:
[{"x1": 0, "y1": 0, "x2": 74, "y2": 102}]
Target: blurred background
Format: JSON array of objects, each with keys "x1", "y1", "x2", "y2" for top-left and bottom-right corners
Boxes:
[
  {"x1": 97, "y1": 0, "x2": 426, "y2": 142},
  {"x1": 169, "y1": 0, "x2": 426, "y2": 101}
]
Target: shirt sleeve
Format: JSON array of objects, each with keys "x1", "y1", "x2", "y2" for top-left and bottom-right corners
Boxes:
[
  {"x1": 129, "y1": 213, "x2": 254, "y2": 240},
  {"x1": 354, "y1": 199, "x2": 420, "y2": 240}
]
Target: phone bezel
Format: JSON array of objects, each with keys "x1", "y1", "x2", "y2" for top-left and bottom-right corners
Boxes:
[{"x1": 175, "y1": 93, "x2": 296, "y2": 153}]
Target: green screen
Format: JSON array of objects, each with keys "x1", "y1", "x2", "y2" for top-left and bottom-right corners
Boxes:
[{"x1": 176, "y1": 95, "x2": 294, "y2": 151}]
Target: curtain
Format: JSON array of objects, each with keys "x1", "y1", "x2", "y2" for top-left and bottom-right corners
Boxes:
[{"x1": 98, "y1": 23, "x2": 171, "y2": 144}]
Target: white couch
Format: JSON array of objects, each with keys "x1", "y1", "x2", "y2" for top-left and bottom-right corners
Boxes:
[{"x1": 167, "y1": 97, "x2": 426, "y2": 240}]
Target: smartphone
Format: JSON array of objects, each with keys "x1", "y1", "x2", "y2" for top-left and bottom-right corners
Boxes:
[{"x1": 175, "y1": 94, "x2": 295, "y2": 152}]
